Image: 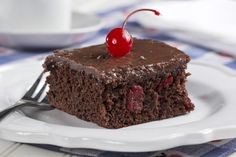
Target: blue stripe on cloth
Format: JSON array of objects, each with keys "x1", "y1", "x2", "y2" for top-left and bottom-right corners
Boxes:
[
  {"x1": 201, "y1": 147, "x2": 232, "y2": 157},
  {"x1": 31, "y1": 140, "x2": 236, "y2": 157},
  {"x1": 225, "y1": 61, "x2": 236, "y2": 70},
  {"x1": 0, "y1": 51, "x2": 49, "y2": 65},
  {"x1": 99, "y1": 152, "x2": 156, "y2": 157},
  {"x1": 30, "y1": 144, "x2": 62, "y2": 153},
  {"x1": 32, "y1": 144, "x2": 156, "y2": 157},
  {"x1": 0, "y1": 53, "x2": 36, "y2": 64},
  {"x1": 183, "y1": 46, "x2": 209, "y2": 59},
  {"x1": 201, "y1": 139, "x2": 236, "y2": 157},
  {"x1": 170, "y1": 143, "x2": 216, "y2": 156},
  {"x1": 201, "y1": 147, "x2": 230, "y2": 156}
]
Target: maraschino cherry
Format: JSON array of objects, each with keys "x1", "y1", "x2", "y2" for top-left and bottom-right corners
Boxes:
[{"x1": 106, "y1": 9, "x2": 160, "y2": 58}]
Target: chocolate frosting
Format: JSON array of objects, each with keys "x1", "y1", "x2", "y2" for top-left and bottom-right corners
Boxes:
[{"x1": 53, "y1": 38, "x2": 190, "y2": 72}]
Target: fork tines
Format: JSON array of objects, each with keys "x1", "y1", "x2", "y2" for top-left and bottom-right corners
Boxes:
[{"x1": 22, "y1": 72, "x2": 47, "y2": 103}]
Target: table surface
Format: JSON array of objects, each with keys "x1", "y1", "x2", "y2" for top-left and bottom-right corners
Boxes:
[
  {"x1": 0, "y1": 139, "x2": 235, "y2": 157},
  {"x1": 0, "y1": 139, "x2": 72, "y2": 157}
]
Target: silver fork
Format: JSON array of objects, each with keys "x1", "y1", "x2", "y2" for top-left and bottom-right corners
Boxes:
[{"x1": 0, "y1": 72, "x2": 54, "y2": 120}]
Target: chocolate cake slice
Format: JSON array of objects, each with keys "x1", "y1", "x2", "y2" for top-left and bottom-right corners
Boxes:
[{"x1": 43, "y1": 38, "x2": 194, "y2": 128}]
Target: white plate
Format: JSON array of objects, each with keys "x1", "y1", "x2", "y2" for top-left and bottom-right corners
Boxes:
[
  {"x1": 0, "y1": 60, "x2": 236, "y2": 152},
  {"x1": 0, "y1": 12, "x2": 104, "y2": 49}
]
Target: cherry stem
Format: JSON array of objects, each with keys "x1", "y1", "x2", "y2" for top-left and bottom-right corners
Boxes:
[{"x1": 122, "y1": 8, "x2": 160, "y2": 29}]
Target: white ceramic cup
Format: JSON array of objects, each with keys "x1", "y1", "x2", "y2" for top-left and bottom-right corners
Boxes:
[{"x1": 0, "y1": 0, "x2": 71, "y2": 33}]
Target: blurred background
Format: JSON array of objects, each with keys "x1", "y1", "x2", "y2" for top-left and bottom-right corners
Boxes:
[
  {"x1": 72, "y1": 0, "x2": 236, "y2": 56},
  {"x1": 0, "y1": 0, "x2": 236, "y2": 58}
]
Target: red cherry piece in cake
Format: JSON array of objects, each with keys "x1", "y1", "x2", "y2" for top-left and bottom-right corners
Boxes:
[
  {"x1": 157, "y1": 75, "x2": 174, "y2": 92},
  {"x1": 163, "y1": 75, "x2": 174, "y2": 88},
  {"x1": 127, "y1": 85, "x2": 144, "y2": 113},
  {"x1": 106, "y1": 9, "x2": 160, "y2": 58}
]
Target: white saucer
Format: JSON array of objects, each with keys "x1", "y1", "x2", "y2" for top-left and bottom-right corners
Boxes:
[
  {"x1": 0, "y1": 60, "x2": 236, "y2": 152},
  {"x1": 0, "y1": 12, "x2": 104, "y2": 49}
]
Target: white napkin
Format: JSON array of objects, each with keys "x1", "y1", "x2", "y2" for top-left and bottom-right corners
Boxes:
[{"x1": 135, "y1": 0, "x2": 236, "y2": 56}]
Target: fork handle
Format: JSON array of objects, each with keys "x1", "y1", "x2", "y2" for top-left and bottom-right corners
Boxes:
[
  {"x1": 0, "y1": 102, "x2": 26, "y2": 120},
  {"x1": 0, "y1": 101, "x2": 53, "y2": 121}
]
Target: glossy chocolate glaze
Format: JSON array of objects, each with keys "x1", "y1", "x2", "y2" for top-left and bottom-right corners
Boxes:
[{"x1": 53, "y1": 38, "x2": 190, "y2": 72}]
